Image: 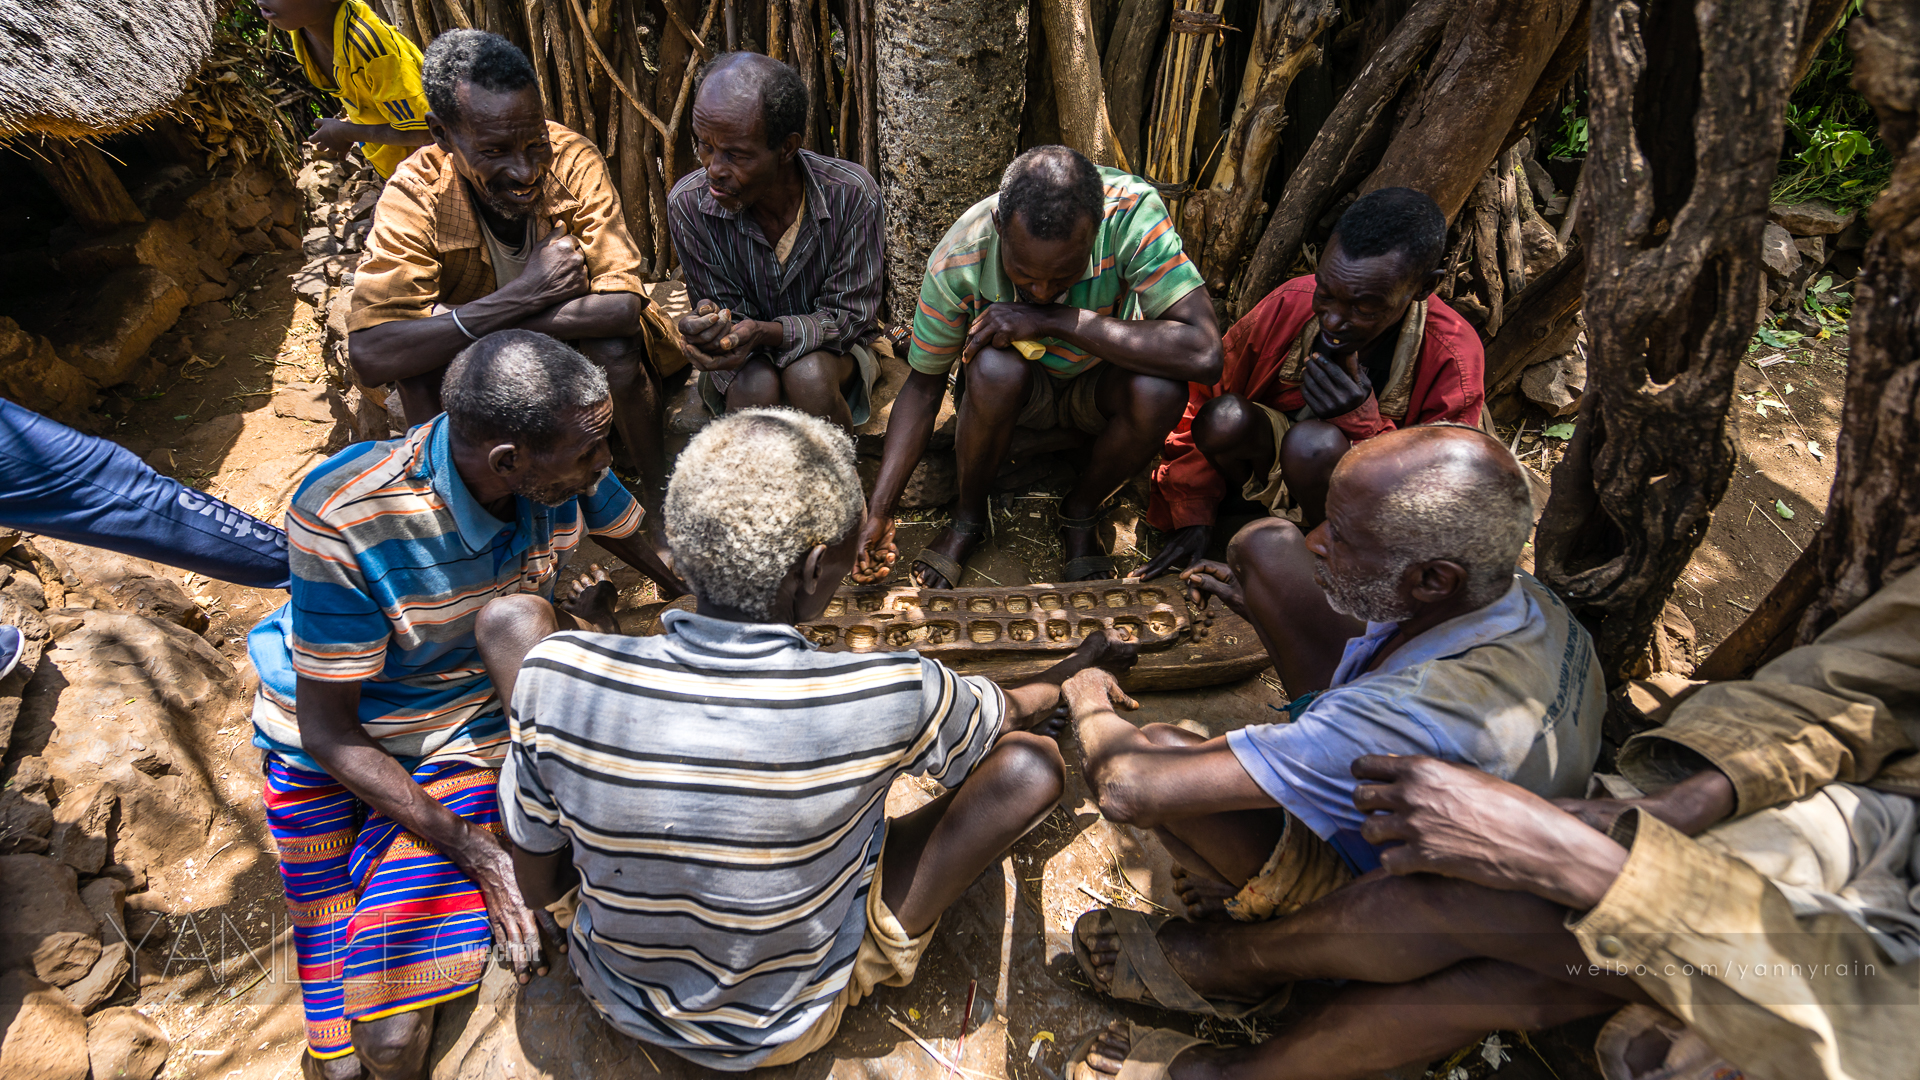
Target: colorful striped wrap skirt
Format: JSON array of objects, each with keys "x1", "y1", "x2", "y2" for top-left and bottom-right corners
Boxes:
[{"x1": 264, "y1": 752, "x2": 500, "y2": 1059}]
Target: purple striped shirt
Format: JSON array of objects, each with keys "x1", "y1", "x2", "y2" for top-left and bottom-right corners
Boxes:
[{"x1": 667, "y1": 150, "x2": 884, "y2": 368}]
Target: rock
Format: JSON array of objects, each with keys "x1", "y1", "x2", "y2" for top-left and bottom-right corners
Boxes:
[
  {"x1": 0, "y1": 970, "x2": 91, "y2": 1080},
  {"x1": 177, "y1": 411, "x2": 244, "y2": 462},
  {"x1": 225, "y1": 451, "x2": 326, "y2": 521},
  {"x1": 271, "y1": 225, "x2": 301, "y2": 250},
  {"x1": 1520, "y1": 155, "x2": 1558, "y2": 209},
  {"x1": 302, "y1": 226, "x2": 340, "y2": 258},
  {"x1": 62, "y1": 940, "x2": 129, "y2": 1014},
  {"x1": 296, "y1": 159, "x2": 347, "y2": 202},
  {"x1": 1793, "y1": 233, "x2": 1826, "y2": 264},
  {"x1": 49, "y1": 784, "x2": 116, "y2": 875},
  {"x1": 0, "y1": 316, "x2": 96, "y2": 419},
  {"x1": 226, "y1": 196, "x2": 275, "y2": 231},
  {"x1": 4, "y1": 569, "x2": 46, "y2": 612},
  {"x1": 13, "y1": 610, "x2": 233, "y2": 873},
  {"x1": 0, "y1": 788, "x2": 54, "y2": 854},
  {"x1": 236, "y1": 227, "x2": 277, "y2": 255},
  {"x1": 321, "y1": 252, "x2": 360, "y2": 285},
  {"x1": 273, "y1": 381, "x2": 345, "y2": 425},
  {"x1": 86, "y1": 1007, "x2": 170, "y2": 1080},
  {"x1": 290, "y1": 263, "x2": 330, "y2": 307},
  {"x1": 143, "y1": 447, "x2": 175, "y2": 475},
  {"x1": 99, "y1": 863, "x2": 148, "y2": 894},
  {"x1": 1519, "y1": 216, "x2": 1565, "y2": 281},
  {"x1": 1760, "y1": 223, "x2": 1801, "y2": 279},
  {"x1": 81, "y1": 878, "x2": 128, "y2": 941},
  {"x1": 57, "y1": 267, "x2": 189, "y2": 387},
  {"x1": 1769, "y1": 200, "x2": 1854, "y2": 236},
  {"x1": 0, "y1": 854, "x2": 103, "y2": 986},
  {"x1": 0, "y1": 591, "x2": 49, "y2": 777},
  {"x1": 1521, "y1": 352, "x2": 1587, "y2": 417},
  {"x1": 33, "y1": 539, "x2": 209, "y2": 633},
  {"x1": 1834, "y1": 215, "x2": 1869, "y2": 252}
]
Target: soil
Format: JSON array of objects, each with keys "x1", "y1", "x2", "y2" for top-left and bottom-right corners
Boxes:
[{"x1": 45, "y1": 251, "x2": 1845, "y2": 1080}]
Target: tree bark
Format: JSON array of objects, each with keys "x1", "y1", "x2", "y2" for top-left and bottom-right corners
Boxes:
[
  {"x1": 1191, "y1": 0, "x2": 1338, "y2": 292},
  {"x1": 1102, "y1": 0, "x2": 1171, "y2": 173},
  {"x1": 875, "y1": 0, "x2": 1028, "y2": 325},
  {"x1": 1041, "y1": 0, "x2": 1122, "y2": 167},
  {"x1": 1496, "y1": 0, "x2": 1590, "y2": 156},
  {"x1": 1358, "y1": 0, "x2": 1586, "y2": 223},
  {"x1": 1795, "y1": 0, "x2": 1920, "y2": 641},
  {"x1": 1533, "y1": 0, "x2": 1807, "y2": 684},
  {"x1": 1233, "y1": 0, "x2": 1456, "y2": 317},
  {"x1": 1484, "y1": 245, "x2": 1585, "y2": 397},
  {"x1": 27, "y1": 139, "x2": 143, "y2": 234}
]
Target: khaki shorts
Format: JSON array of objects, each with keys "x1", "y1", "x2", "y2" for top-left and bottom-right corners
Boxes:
[
  {"x1": 698, "y1": 340, "x2": 884, "y2": 426},
  {"x1": 755, "y1": 843, "x2": 937, "y2": 1067},
  {"x1": 1223, "y1": 811, "x2": 1353, "y2": 922},
  {"x1": 1239, "y1": 399, "x2": 1296, "y2": 514},
  {"x1": 955, "y1": 362, "x2": 1109, "y2": 434}
]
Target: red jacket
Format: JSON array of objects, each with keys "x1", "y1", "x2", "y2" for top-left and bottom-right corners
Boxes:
[{"x1": 1148, "y1": 276, "x2": 1485, "y2": 531}]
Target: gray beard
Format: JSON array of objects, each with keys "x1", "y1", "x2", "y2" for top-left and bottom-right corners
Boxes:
[
  {"x1": 518, "y1": 468, "x2": 605, "y2": 509},
  {"x1": 1314, "y1": 557, "x2": 1416, "y2": 624}
]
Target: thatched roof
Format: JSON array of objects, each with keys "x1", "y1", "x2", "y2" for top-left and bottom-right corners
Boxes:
[{"x1": 0, "y1": 0, "x2": 220, "y2": 139}]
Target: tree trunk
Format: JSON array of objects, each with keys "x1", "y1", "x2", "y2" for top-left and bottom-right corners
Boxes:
[
  {"x1": 1102, "y1": 0, "x2": 1170, "y2": 173},
  {"x1": 1795, "y1": 0, "x2": 1920, "y2": 641},
  {"x1": 27, "y1": 139, "x2": 143, "y2": 234},
  {"x1": 1191, "y1": 0, "x2": 1337, "y2": 292},
  {"x1": 1041, "y1": 0, "x2": 1122, "y2": 167},
  {"x1": 1233, "y1": 0, "x2": 1456, "y2": 317},
  {"x1": 1532, "y1": 0, "x2": 1807, "y2": 684},
  {"x1": 1357, "y1": 0, "x2": 1585, "y2": 223},
  {"x1": 1484, "y1": 245, "x2": 1585, "y2": 397},
  {"x1": 875, "y1": 0, "x2": 1028, "y2": 325}
]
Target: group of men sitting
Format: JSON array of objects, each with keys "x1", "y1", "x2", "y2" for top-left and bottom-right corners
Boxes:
[{"x1": 22, "y1": 13, "x2": 1885, "y2": 1080}]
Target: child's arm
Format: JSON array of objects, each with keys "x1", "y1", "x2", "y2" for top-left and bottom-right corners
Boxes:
[{"x1": 309, "y1": 117, "x2": 434, "y2": 157}]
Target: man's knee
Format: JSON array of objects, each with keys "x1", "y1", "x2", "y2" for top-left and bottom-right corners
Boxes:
[
  {"x1": 576, "y1": 336, "x2": 644, "y2": 388},
  {"x1": 1140, "y1": 721, "x2": 1207, "y2": 748},
  {"x1": 982, "y1": 731, "x2": 1066, "y2": 808},
  {"x1": 727, "y1": 357, "x2": 781, "y2": 406},
  {"x1": 1225, "y1": 515, "x2": 1306, "y2": 575},
  {"x1": 964, "y1": 347, "x2": 1034, "y2": 414},
  {"x1": 1192, "y1": 393, "x2": 1258, "y2": 458},
  {"x1": 1116, "y1": 371, "x2": 1190, "y2": 432},
  {"x1": 350, "y1": 1008, "x2": 433, "y2": 1073},
  {"x1": 1278, "y1": 419, "x2": 1351, "y2": 486},
  {"x1": 475, "y1": 593, "x2": 553, "y2": 650},
  {"x1": 779, "y1": 350, "x2": 849, "y2": 397}
]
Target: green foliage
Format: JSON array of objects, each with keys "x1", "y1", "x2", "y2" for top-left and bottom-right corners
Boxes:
[
  {"x1": 1775, "y1": 499, "x2": 1795, "y2": 520},
  {"x1": 1542, "y1": 422, "x2": 1576, "y2": 440},
  {"x1": 1545, "y1": 96, "x2": 1588, "y2": 159},
  {"x1": 1771, "y1": 7, "x2": 1891, "y2": 211}
]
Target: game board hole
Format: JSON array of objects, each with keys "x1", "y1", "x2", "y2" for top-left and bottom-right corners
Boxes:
[
  {"x1": 1070, "y1": 592, "x2": 1096, "y2": 609},
  {"x1": 1036, "y1": 593, "x2": 1065, "y2": 610},
  {"x1": 925, "y1": 622, "x2": 958, "y2": 644},
  {"x1": 1004, "y1": 596, "x2": 1030, "y2": 613},
  {"x1": 1079, "y1": 619, "x2": 1104, "y2": 637},
  {"x1": 823, "y1": 598, "x2": 846, "y2": 616},
  {"x1": 969, "y1": 621, "x2": 1000, "y2": 643},
  {"x1": 1045, "y1": 619, "x2": 1071, "y2": 641},
  {"x1": 1007, "y1": 620, "x2": 1038, "y2": 642},
  {"x1": 929, "y1": 597, "x2": 956, "y2": 612},
  {"x1": 805, "y1": 626, "x2": 839, "y2": 647},
  {"x1": 968, "y1": 597, "x2": 996, "y2": 613},
  {"x1": 845, "y1": 626, "x2": 878, "y2": 650},
  {"x1": 1137, "y1": 588, "x2": 1164, "y2": 604},
  {"x1": 1104, "y1": 590, "x2": 1130, "y2": 608}
]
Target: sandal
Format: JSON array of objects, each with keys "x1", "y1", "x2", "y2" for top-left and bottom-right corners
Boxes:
[
  {"x1": 1066, "y1": 1022, "x2": 1208, "y2": 1080},
  {"x1": 1071, "y1": 907, "x2": 1290, "y2": 1019},
  {"x1": 912, "y1": 518, "x2": 988, "y2": 590},
  {"x1": 1060, "y1": 510, "x2": 1118, "y2": 582}
]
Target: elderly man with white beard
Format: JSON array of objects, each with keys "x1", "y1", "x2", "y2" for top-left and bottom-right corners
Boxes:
[{"x1": 1060, "y1": 424, "x2": 1605, "y2": 1025}]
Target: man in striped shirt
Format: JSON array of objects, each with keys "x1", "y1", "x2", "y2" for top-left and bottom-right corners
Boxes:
[
  {"x1": 486, "y1": 408, "x2": 1133, "y2": 1070},
  {"x1": 248, "y1": 331, "x2": 680, "y2": 1080},
  {"x1": 855, "y1": 145, "x2": 1223, "y2": 590},
  {"x1": 668, "y1": 53, "x2": 885, "y2": 430}
]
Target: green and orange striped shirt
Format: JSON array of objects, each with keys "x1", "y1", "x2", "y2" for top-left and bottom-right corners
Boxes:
[{"x1": 906, "y1": 166, "x2": 1206, "y2": 380}]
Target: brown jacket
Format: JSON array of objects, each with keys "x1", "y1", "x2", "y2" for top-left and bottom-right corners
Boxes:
[{"x1": 348, "y1": 122, "x2": 646, "y2": 333}]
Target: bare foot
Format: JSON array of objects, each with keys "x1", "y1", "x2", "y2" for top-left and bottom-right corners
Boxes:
[
  {"x1": 1060, "y1": 519, "x2": 1115, "y2": 582},
  {"x1": 1171, "y1": 865, "x2": 1240, "y2": 922},
  {"x1": 1072, "y1": 1021, "x2": 1207, "y2": 1079},
  {"x1": 1076, "y1": 912, "x2": 1264, "y2": 1006},
  {"x1": 563, "y1": 564, "x2": 620, "y2": 632},
  {"x1": 910, "y1": 522, "x2": 986, "y2": 589},
  {"x1": 302, "y1": 1050, "x2": 365, "y2": 1080}
]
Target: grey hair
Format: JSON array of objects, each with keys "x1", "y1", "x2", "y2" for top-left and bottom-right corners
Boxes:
[
  {"x1": 664, "y1": 408, "x2": 864, "y2": 620},
  {"x1": 1000, "y1": 145, "x2": 1103, "y2": 240},
  {"x1": 1364, "y1": 425, "x2": 1534, "y2": 609},
  {"x1": 422, "y1": 30, "x2": 539, "y2": 127},
  {"x1": 442, "y1": 330, "x2": 609, "y2": 452}
]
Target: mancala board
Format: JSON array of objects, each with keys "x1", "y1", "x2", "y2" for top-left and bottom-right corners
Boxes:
[{"x1": 630, "y1": 577, "x2": 1272, "y2": 691}]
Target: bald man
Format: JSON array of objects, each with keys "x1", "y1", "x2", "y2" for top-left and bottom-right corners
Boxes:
[{"x1": 1060, "y1": 426, "x2": 1604, "y2": 1017}]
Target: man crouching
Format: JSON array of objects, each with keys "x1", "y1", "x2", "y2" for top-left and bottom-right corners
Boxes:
[{"x1": 478, "y1": 407, "x2": 1133, "y2": 1069}]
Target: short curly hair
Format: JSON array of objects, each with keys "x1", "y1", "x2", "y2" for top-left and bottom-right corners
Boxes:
[
  {"x1": 664, "y1": 408, "x2": 864, "y2": 620},
  {"x1": 999, "y1": 145, "x2": 1103, "y2": 241},
  {"x1": 423, "y1": 30, "x2": 539, "y2": 127},
  {"x1": 442, "y1": 330, "x2": 609, "y2": 453},
  {"x1": 696, "y1": 52, "x2": 809, "y2": 149},
  {"x1": 1332, "y1": 187, "x2": 1449, "y2": 275}
]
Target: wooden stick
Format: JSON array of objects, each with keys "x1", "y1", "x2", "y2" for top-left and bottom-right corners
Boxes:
[
  {"x1": 664, "y1": 0, "x2": 715, "y2": 60},
  {"x1": 524, "y1": 0, "x2": 556, "y2": 118},
  {"x1": 564, "y1": 0, "x2": 672, "y2": 138},
  {"x1": 443, "y1": 0, "x2": 477, "y2": 29}
]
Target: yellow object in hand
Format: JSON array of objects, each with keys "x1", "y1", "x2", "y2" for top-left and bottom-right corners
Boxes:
[{"x1": 1011, "y1": 339, "x2": 1046, "y2": 360}]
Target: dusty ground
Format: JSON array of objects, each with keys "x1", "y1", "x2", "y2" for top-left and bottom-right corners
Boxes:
[{"x1": 61, "y1": 253, "x2": 1844, "y2": 1080}]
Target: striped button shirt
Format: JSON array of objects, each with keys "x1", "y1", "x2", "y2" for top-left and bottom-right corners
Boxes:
[
  {"x1": 500, "y1": 610, "x2": 1006, "y2": 1069},
  {"x1": 908, "y1": 166, "x2": 1207, "y2": 379},
  {"x1": 247, "y1": 414, "x2": 645, "y2": 772},
  {"x1": 288, "y1": 0, "x2": 430, "y2": 179},
  {"x1": 667, "y1": 150, "x2": 884, "y2": 368}
]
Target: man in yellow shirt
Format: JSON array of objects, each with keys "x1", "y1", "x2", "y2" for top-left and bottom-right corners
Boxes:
[{"x1": 260, "y1": 0, "x2": 435, "y2": 178}]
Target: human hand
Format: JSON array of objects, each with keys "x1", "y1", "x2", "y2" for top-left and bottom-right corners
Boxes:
[
  {"x1": 518, "y1": 221, "x2": 590, "y2": 309},
  {"x1": 1072, "y1": 627, "x2": 1140, "y2": 675},
  {"x1": 850, "y1": 513, "x2": 897, "y2": 583},
  {"x1": 307, "y1": 118, "x2": 358, "y2": 157},
  {"x1": 1133, "y1": 525, "x2": 1210, "y2": 580},
  {"x1": 1062, "y1": 665, "x2": 1139, "y2": 718},
  {"x1": 678, "y1": 299, "x2": 735, "y2": 351},
  {"x1": 1552, "y1": 768, "x2": 1736, "y2": 838},
  {"x1": 963, "y1": 302, "x2": 1062, "y2": 363},
  {"x1": 1301, "y1": 351, "x2": 1373, "y2": 418},
  {"x1": 1179, "y1": 559, "x2": 1247, "y2": 620},
  {"x1": 1351, "y1": 755, "x2": 1629, "y2": 910},
  {"x1": 453, "y1": 827, "x2": 551, "y2": 983}
]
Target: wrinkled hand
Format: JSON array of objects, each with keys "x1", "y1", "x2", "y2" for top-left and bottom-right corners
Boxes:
[
  {"x1": 454, "y1": 827, "x2": 550, "y2": 983},
  {"x1": 307, "y1": 118, "x2": 358, "y2": 157},
  {"x1": 1351, "y1": 755, "x2": 1628, "y2": 910},
  {"x1": 1073, "y1": 627, "x2": 1140, "y2": 675},
  {"x1": 1180, "y1": 559, "x2": 1247, "y2": 621},
  {"x1": 517, "y1": 221, "x2": 589, "y2": 310},
  {"x1": 963, "y1": 302, "x2": 1062, "y2": 363},
  {"x1": 1133, "y1": 525, "x2": 1210, "y2": 580},
  {"x1": 678, "y1": 299, "x2": 735, "y2": 350},
  {"x1": 1063, "y1": 664, "x2": 1139, "y2": 719},
  {"x1": 1301, "y1": 351, "x2": 1372, "y2": 419},
  {"x1": 1552, "y1": 768, "x2": 1736, "y2": 838},
  {"x1": 850, "y1": 513, "x2": 897, "y2": 584}
]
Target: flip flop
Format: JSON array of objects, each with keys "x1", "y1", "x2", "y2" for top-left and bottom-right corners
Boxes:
[
  {"x1": 912, "y1": 519, "x2": 988, "y2": 590},
  {"x1": 1067, "y1": 1023, "x2": 1208, "y2": 1080},
  {"x1": 1059, "y1": 511, "x2": 1119, "y2": 582},
  {"x1": 1071, "y1": 907, "x2": 1291, "y2": 1019}
]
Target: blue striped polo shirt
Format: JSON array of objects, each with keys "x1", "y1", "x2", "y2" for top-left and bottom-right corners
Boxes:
[{"x1": 248, "y1": 413, "x2": 645, "y2": 772}]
